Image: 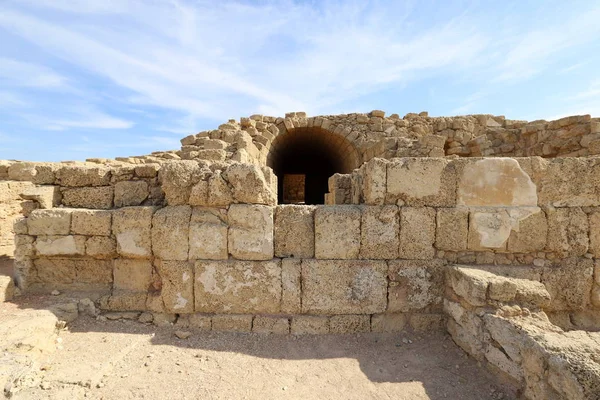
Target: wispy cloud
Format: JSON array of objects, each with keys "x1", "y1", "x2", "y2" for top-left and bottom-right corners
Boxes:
[{"x1": 0, "y1": 57, "x2": 66, "y2": 88}]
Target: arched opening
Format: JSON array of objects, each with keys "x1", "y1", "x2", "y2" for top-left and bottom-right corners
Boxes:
[{"x1": 267, "y1": 127, "x2": 361, "y2": 204}]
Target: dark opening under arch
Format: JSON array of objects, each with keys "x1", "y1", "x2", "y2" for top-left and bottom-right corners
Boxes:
[{"x1": 267, "y1": 127, "x2": 361, "y2": 204}]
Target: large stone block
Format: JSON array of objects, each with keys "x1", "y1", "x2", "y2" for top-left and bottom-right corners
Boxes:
[
  {"x1": 61, "y1": 186, "x2": 113, "y2": 209},
  {"x1": 114, "y1": 180, "x2": 149, "y2": 207},
  {"x1": 228, "y1": 204, "x2": 274, "y2": 260},
  {"x1": 399, "y1": 207, "x2": 435, "y2": 259},
  {"x1": 71, "y1": 209, "x2": 112, "y2": 236},
  {"x1": 189, "y1": 207, "x2": 228, "y2": 260},
  {"x1": 281, "y1": 258, "x2": 301, "y2": 314},
  {"x1": 151, "y1": 206, "x2": 191, "y2": 261},
  {"x1": 361, "y1": 158, "x2": 388, "y2": 205},
  {"x1": 212, "y1": 315, "x2": 252, "y2": 332},
  {"x1": 55, "y1": 165, "x2": 111, "y2": 187},
  {"x1": 435, "y1": 208, "x2": 468, "y2": 251},
  {"x1": 274, "y1": 205, "x2": 315, "y2": 258},
  {"x1": 27, "y1": 209, "x2": 72, "y2": 235},
  {"x1": 588, "y1": 211, "x2": 600, "y2": 257},
  {"x1": 387, "y1": 260, "x2": 445, "y2": 312},
  {"x1": 467, "y1": 210, "x2": 511, "y2": 251},
  {"x1": 371, "y1": 314, "x2": 407, "y2": 333},
  {"x1": 329, "y1": 315, "x2": 371, "y2": 333},
  {"x1": 159, "y1": 160, "x2": 208, "y2": 205},
  {"x1": 155, "y1": 260, "x2": 194, "y2": 313},
  {"x1": 222, "y1": 163, "x2": 277, "y2": 205},
  {"x1": 507, "y1": 209, "x2": 548, "y2": 253},
  {"x1": 537, "y1": 157, "x2": 600, "y2": 206},
  {"x1": 35, "y1": 258, "x2": 112, "y2": 287},
  {"x1": 85, "y1": 236, "x2": 117, "y2": 259},
  {"x1": 252, "y1": 316, "x2": 290, "y2": 334},
  {"x1": 542, "y1": 258, "x2": 594, "y2": 311},
  {"x1": 194, "y1": 260, "x2": 281, "y2": 314},
  {"x1": 113, "y1": 259, "x2": 153, "y2": 292},
  {"x1": 360, "y1": 205, "x2": 399, "y2": 259},
  {"x1": 291, "y1": 316, "x2": 329, "y2": 335},
  {"x1": 20, "y1": 185, "x2": 61, "y2": 209},
  {"x1": 113, "y1": 207, "x2": 156, "y2": 259},
  {"x1": 314, "y1": 206, "x2": 361, "y2": 259},
  {"x1": 546, "y1": 207, "x2": 589, "y2": 257},
  {"x1": 35, "y1": 235, "x2": 86, "y2": 256},
  {"x1": 301, "y1": 259, "x2": 387, "y2": 314},
  {"x1": 386, "y1": 158, "x2": 455, "y2": 206}
]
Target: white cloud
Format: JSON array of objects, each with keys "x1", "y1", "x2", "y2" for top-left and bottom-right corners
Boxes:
[{"x1": 0, "y1": 58, "x2": 66, "y2": 88}]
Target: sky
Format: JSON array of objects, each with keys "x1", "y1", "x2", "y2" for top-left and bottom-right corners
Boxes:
[{"x1": 0, "y1": 0, "x2": 599, "y2": 162}]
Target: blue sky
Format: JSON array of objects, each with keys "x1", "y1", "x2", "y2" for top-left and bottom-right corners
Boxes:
[{"x1": 1, "y1": 0, "x2": 599, "y2": 162}]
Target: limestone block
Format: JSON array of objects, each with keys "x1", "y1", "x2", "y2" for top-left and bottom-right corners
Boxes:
[
  {"x1": 314, "y1": 206, "x2": 361, "y2": 259},
  {"x1": 228, "y1": 204, "x2": 274, "y2": 260},
  {"x1": 388, "y1": 260, "x2": 445, "y2": 312},
  {"x1": 35, "y1": 235, "x2": 86, "y2": 256},
  {"x1": 134, "y1": 164, "x2": 160, "y2": 178},
  {"x1": 409, "y1": 314, "x2": 445, "y2": 332},
  {"x1": 194, "y1": 260, "x2": 281, "y2": 314},
  {"x1": 399, "y1": 207, "x2": 435, "y2": 259},
  {"x1": 102, "y1": 292, "x2": 147, "y2": 311},
  {"x1": 281, "y1": 258, "x2": 302, "y2": 314},
  {"x1": 113, "y1": 207, "x2": 156, "y2": 259},
  {"x1": 55, "y1": 165, "x2": 111, "y2": 187},
  {"x1": 206, "y1": 173, "x2": 234, "y2": 207},
  {"x1": 588, "y1": 211, "x2": 600, "y2": 257},
  {"x1": 13, "y1": 218, "x2": 27, "y2": 235},
  {"x1": 361, "y1": 158, "x2": 388, "y2": 205},
  {"x1": 8, "y1": 162, "x2": 37, "y2": 181},
  {"x1": 485, "y1": 345, "x2": 523, "y2": 382},
  {"x1": 274, "y1": 205, "x2": 315, "y2": 258},
  {"x1": 159, "y1": 160, "x2": 207, "y2": 205},
  {"x1": 386, "y1": 158, "x2": 455, "y2": 206},
  {"x1": 14, "y1": 235, "x2": 34, "y2": 261},
  {"x1": 507, "y1": 209, "x2": 548, "y2": 253},
  {"x1": 114, "y1": 180, "x2": 149, "y2": 207},
  {"x1": 538, "y1": 157, "x2": 600, "y2": 206},
  {"x1": 435, "y1": 208, "x2": 468, "y2": 251},
  {"x1": 27, "y1": 208, "x2": 72, "y2": 235},
  {"x1": 370, "y1": 314, "x2": 407, "y2": 333},
  {"x1": 155, "y1": 260, "x2": 194, "y2": 313},
  {"x1": 71, "y1": 209, "x2": 112, "y2": 236},
  {"x1": 546, "y1": 207, "x2": 589, "y2": 257},
  {"x1": 467, "y1": 208, "x2": 540, "y2": 251},
  {"x1": 35, "y1": 258, "x2": 113, "y2": 286},
  {"x1": 222, "y1": 163, "x2": 277, "y2": 205},
  {"x1": 329, "y1": 315, "x2": 371, "y2": 333},
  {"x1": 0, "y1": 276, "x2": 15, "y2": 302},
  {"x1": 188, "y1": 181, "x2": 208, "y2": 206},
  {"x1": 301, "y1": 260, "x2": 387, "y2": 314},
  {"x1": 85, "y1": 236, "x2": 117, "y2": 259},
  {"x1": 20, "y1": 186, "x2": 60, "y2": 209},
  {"x1": 448, "y1": 266, "x2": 489, "y2": 306},
  {"x1": 542, "y1": 258, "x2": 594, "y2": 311},
  {"x1": 113, "y1": 259, "x2": 153, "y2": 292},
  {"x1": 211, "y1": 314, "x2": 252, "y2": 332},
  {"x1": 457, "y1": 158, "x2": 537, "y2": 207},
  {"x1": 189, "y1": 207, "x2": 228, "y2": 260},
  {"x1": 291, "y1": 316, "x2": 329, "y2": 334},
  {"x1": 152, "y1": 206, "x2": 191, "y2": 261},
  {"x1": 61, "y1": 186, "x2": 113, "y2": 209},
  {"x1": 252, "y1": 316, "x2": 290, "y2": 334},
  {"x1": 360, "y1": 205, "x2": 399, "y2": 259}
]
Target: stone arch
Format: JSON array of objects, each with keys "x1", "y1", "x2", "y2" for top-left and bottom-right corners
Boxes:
[{"x1": 266, "y1": 126, "x2": 361, "y2": 204}]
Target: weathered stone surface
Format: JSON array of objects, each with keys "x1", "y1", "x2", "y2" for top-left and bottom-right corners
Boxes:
[
  {"x1": 159, "y1": 160, "x2": 207, "y2": 205},
  {"x1": 155, "y1": 260, "x2": 194, "y2": 313},
  {"x1": 409, "y1": 314, "x2": 445, "y2": 332},
  {"x1": 71, "y1": 209, "x2": 112, "y2": 236},
  {"x1": 281, "y1": 258, "x2": 301, "y2": 314},
  {"x1": 252, "y1": 316, "x2": 290, "y2": 334},
  {"x1": 55, "y1": 165, "x2": 111, "y2": 187},
  {"x1": 371, "y1": 314, "x2": 407, "y2": 333},
  {"x1": 399, "y1": 207, "x2": 435, "y2": 259},
  {"x1": 20, "y1": 186, "x2": 60, "y2": 209},
  {"x1": 35, "y1": 258, "x2": 112, "y2": 287},
  {"x1": 222, "y1": 163, "x2": 277, "y2": 205},
  {"x1": 301, "y1": 259, "x2": 387, "y2": 314},
  {"x1": 212, "y1": 314, "x2": 252, "y2": 332},
  {"x1": 542, "y1": 258, "x2": 594, "y2": 311},
  {"x1": 189, "y1": 207, "x2": 228, "y2": 260},
  {"x1": 314, "y1": 206, "x2": 361, "y2": 259},
  {"x1": 274, "y1": 205, "x2": 315, "y2": 258},
  {"x1": 206, "y1": 173, "x2": 234, "y2": 206},
  {"x1": 35, "y1": 235, "x2": 86, "y2": 256},
  {"x1": 546, "y1": 207, "x2": 589, "y2": 257},
  {"x1": 113, "y1": 259, "x2": 153, "y2": 292},
  {"x1": 467, "y1": 210, "x2": 511, "y2": 251},
  {"x1": 0, "y1": 276, "x2": 15, "y2": 302},
  {"x1": 388, "y1": 260, "x2": 445, "y2": 312},
  {"x1": 291, "y1": 316, "x2": 329, "y2": 335},
  {"x1": 329, "y1": 315, "x2": 370, "y2": 333},
  {"x1": 457, "y1": 158, "x2": 537, "y2": 207},
  {"x1": 61, "y1": 186, "x2": 113, "y2": 209},
  {"x1": 538, "y1": 157, "x2": 600, "y2": 206},
  {"x1": 85, "y1": 236, "x2": 117, "y2": 259},
  {"x1": 361, "y1": 158, "x2": 388, "y2": 205},
  {"x1": 114, "y1": 180, "x2": 149, "y2": 207},
  {"x1": 435, "y1": 208, "x2": 468, "y2": 251},
  {"x1": 507, "y1": 209, "x2": 548, "y2": 252},
  {"x1": 113, "y1": 207, "x2": 155, "y2": 259},
  {"x1": 194, "y1": 260, "x2": 281, "y2": 314},
  {"x1": 386, "y1": 158, "x2": 455, "y2": 206},
  {"x1": 228, "y1": 204, "x2": 273, "y2": 260},
  {"x1": 588, "y1": 211, "x2": 600, "y2": 257},
  {"x1": 27, "y1": 209, "x2": 72, "y2": 235},
  {"x1": 152, "y1": 206, "x2": 191, "y2": 261},
  {"x1": 360, "y1": 205, "x2": 399, "y2": 259}
]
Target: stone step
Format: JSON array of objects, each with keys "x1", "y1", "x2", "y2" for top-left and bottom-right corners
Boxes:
[{"x1": 447, "y1": 265, "x2": 551, "y2": 309}]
